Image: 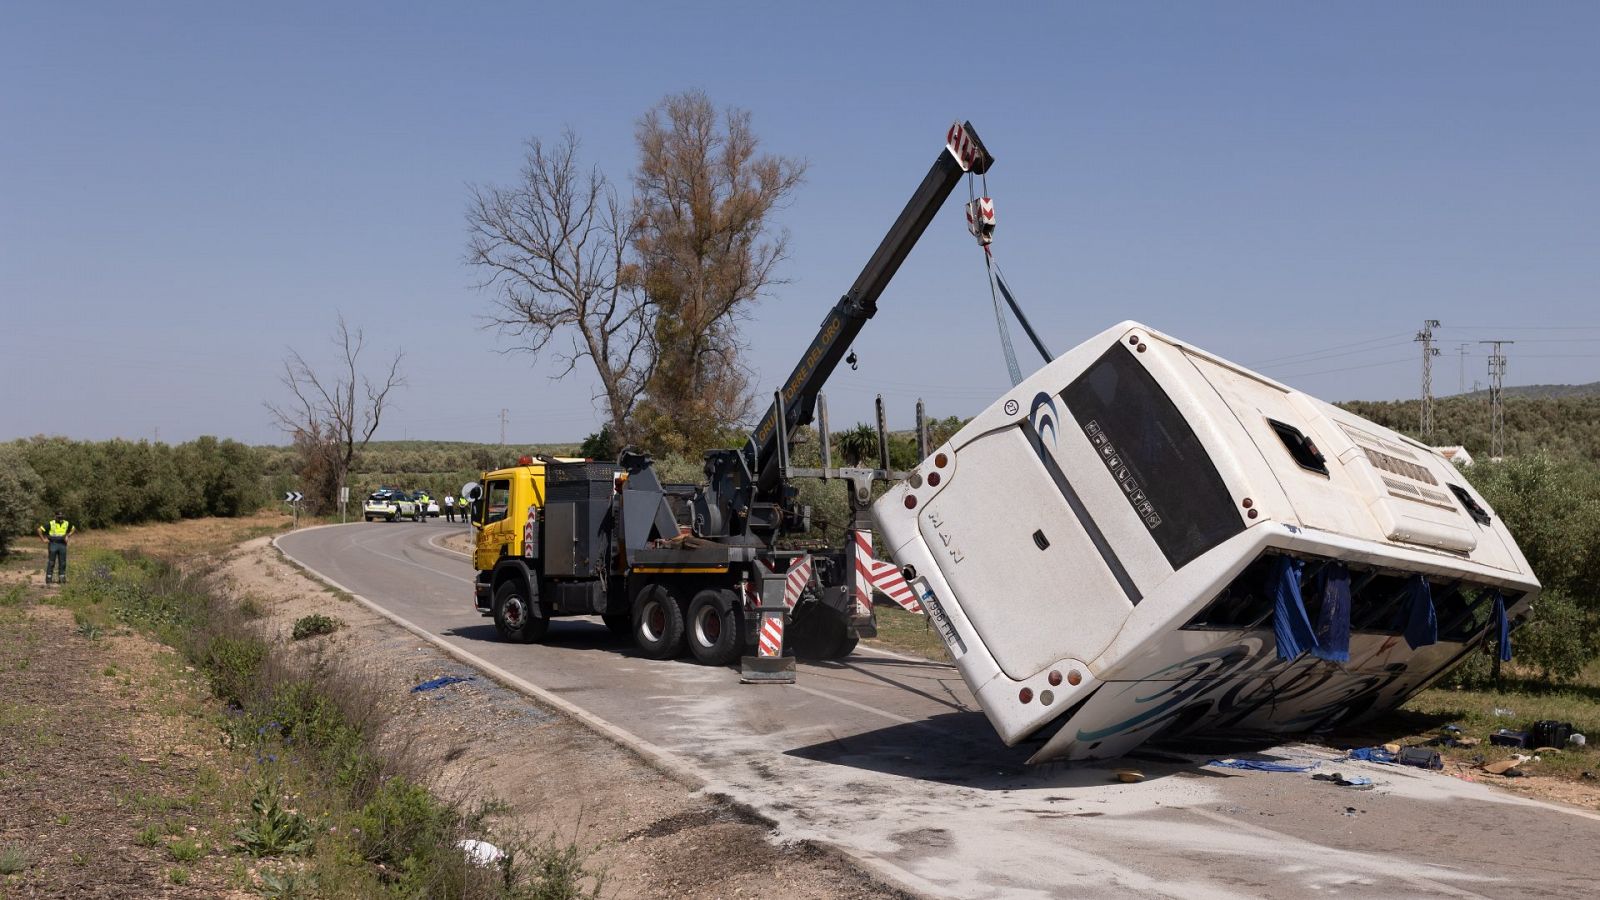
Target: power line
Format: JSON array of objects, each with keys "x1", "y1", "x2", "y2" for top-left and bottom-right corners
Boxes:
[
  {"x1": 1415, "y1": 319, "x2": 1440, "y2": 437},
  {"x1": 1481, "y1": 341, "x2": 1514, "y2": 458},
  {"x1": 1244, "y1": 332, "x2": 1413, "y2": 368}
]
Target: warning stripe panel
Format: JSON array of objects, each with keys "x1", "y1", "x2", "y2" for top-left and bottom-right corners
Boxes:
[
  {"x1": 758, "y1": 615, "x2": 784, "y2": 657},
  {"x1": 783, "y1": 556, "x2": 812, "y2": 609}
]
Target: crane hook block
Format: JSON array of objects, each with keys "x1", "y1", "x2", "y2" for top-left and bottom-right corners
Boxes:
[
  {"x1": 946, "y1": 121, "x2": 994, "y2": 174},
  {"x1": 966, "y1": 197, "x2": 996, "y2": 245}
]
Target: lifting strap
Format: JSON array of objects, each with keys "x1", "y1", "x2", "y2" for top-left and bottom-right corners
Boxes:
[{"x1": 965, "y1": 173, "x2": 1053, "y2": 386}]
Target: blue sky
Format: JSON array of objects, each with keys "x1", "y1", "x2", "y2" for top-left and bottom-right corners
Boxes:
[{"x1": 4, "y1": 2, "x2": 1597, "y2": 444}]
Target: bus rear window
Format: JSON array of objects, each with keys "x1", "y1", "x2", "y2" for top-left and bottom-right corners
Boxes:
[{"x1": 1063, "y1": 344, "x2": 1243, "y2": 569}]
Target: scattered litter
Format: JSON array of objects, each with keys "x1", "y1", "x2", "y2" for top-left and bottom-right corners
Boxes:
[
  {"x1": 1341, "y1": 806, "x2": 1365, "y2": 816},
  {"x1": 1582, "y1": 771, "x2": 1596, "y2": 780},
  {"x1": 457, "y1": 839, "x2": 505, "y2": 866},
  {"x1": 1442, "y1": 724, "x2": 1463, "y2": 734},
  {"x1": 412, "y1": 675, "x2": 475, "y2": 693},
  {"x1": 1490, "y1": 729, "x2": 1530, "y2": 748},
  {"x1": 1347, "y1": 747, "x2": 1397, "y2": 764},
  {"x1": 1482, "y1": 758, "x2": 1525, "y2": 776},
  {"x1": 1313, "y1": 772, "x2": 1375, "y2": 790},
  {"x1": 1397, "y1": 747, "x2": 1444, "y2": 770},
  {"x1": 1529, "y1": 720, "x2": 1574, "y2": 747},
  {"x1": 1382, "y1": 742, "x2": 1402, "y2": 754},
  {"x1": 1570, "y1": 733, "x2": 1587, "y2": 748},
  {"x1": 1493, "y1": 707, "x2": 1516, "y2": 718},
  {"x1": 1207, "y1": 758, "x2": 1319, "y2": 773},
  {"x1": 1113, "y1": 769, "x2": 1144, "y2": 783}
]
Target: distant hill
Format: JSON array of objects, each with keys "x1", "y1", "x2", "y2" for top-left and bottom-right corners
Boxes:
[
  {"x1": 1450, "y1": 382, "x2": 1600, "y2": 401},
  {"x1": 1337, "y1": 391, "x2": 1600, "y2": 462}
]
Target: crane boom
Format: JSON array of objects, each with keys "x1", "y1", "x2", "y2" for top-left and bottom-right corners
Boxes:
[{"x1": 750, "y1": 121, "x2": 994, "y2": 499}]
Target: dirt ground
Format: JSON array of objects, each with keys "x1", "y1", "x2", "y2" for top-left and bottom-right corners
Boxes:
[
  {"x1": 0, "y1": 597, "x2": 249, "y2": 898},
  {"x1": 215, "y1": 529, "x2": 902, "y2": 899}
]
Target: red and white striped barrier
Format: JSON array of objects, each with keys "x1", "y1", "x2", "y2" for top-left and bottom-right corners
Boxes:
[
  {"x1": 782, "y1": 555, "x2": 812, "y2": 609},
  {"x1": 757, "y1": 613, "x2": 784, "y2": 657},
  {"x1": 851, "y1": 530, "x2": 922, "y2": 615}
]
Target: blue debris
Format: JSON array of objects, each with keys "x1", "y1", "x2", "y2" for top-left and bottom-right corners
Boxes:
[
  {"x1": 1207, "y1": 758, "x2": 1320, "y2": 773},
  {"x1": 1347, "y1": 747, "x2": 1398, "y2": 764},
  {"x1": 412, "y1": 675, "x2": 475, "y2": 693}
]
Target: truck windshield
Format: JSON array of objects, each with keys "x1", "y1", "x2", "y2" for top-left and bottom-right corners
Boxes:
[{"x1": 1062, "y1": 343, "x2": 1242, "y2": 569}]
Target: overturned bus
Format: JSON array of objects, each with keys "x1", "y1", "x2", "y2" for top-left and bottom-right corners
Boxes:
[{"x1": 873, "y1": 321, "x2": 1538, "y2": 762}]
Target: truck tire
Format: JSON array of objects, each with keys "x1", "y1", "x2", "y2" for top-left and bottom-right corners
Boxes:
[
  {"x1": 601, "y1": 614, "x2": 633, "y2": 638},
  {"x1": 632, "y1": 584, "x2": 685, "y2": 659},
  {"x1": 493, "y1": 580, "x2": 548, "y2": 644},
  {"x1": 788, "y1": 602, "x2": 856, "y2": 660},
  {"x1": 686, "y1": 589, "x2": 744, "y2": 666}
]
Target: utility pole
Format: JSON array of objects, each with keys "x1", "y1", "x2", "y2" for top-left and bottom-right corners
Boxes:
[
  {"x1": 1456, "y1": 343, "x2": 1471, "y2": 394},
  {"x1": 1415, "y1": 319, "x2": 1441, "y2": 437},
  {"x1": 499, "y1": 409, "x2": 508, "y2": 445},
  {"x1": 1481, "y1": 340, "x2": 1513, "y2": 459}
]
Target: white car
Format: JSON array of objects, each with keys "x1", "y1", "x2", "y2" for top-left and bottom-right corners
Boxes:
[{"x1": 363, "y1": 490, "x2": 421, "y2": 522}]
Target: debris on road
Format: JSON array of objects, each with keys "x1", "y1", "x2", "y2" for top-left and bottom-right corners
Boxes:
[
  {"x1": 1396, "y1": 747, "x2": 1444, "y2": 770},
  {"x1": 1113, "y1": 769, "x2": 1144, "y2": 783},
  {"x1": 1347, "y1": 747, "x2": 1397, "y2": 764},
  {"x1": 1313, "y1": 772, "x2": 1375, "y2": 790},
  {"x1": 412, "y1": 674, "x2": 475, "y2": 693},
  {"x1": 1207, "y1": 758, "x2": 1320, "y2": 773}
]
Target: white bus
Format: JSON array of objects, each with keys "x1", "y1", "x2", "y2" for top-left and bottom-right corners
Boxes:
[{"x1": 874, "y1": 321, "x2": 1538, "y2": 762}]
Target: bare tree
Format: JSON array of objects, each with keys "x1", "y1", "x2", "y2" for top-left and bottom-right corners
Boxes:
[
  {"x1": 630, "y1": 90, "x2": 807, "y2": 454},
  {"x1": 265, "y1": 316, "x2": 405, "y2": 509},
  {"x1": 466, "y1": 132, "x2": 651, "y2": 440}
]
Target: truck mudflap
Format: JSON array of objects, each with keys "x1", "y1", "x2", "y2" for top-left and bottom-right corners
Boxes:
[{"x1": 473, "y1": 575, "x2": 492, "y2": 616}]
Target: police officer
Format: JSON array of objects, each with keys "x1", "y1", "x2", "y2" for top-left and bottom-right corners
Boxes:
[
  {"x1": 458, "y1": 495, "x2": 470, "y2": 525},
  {"x1": 37, "y1": 513, "x2": 75, "y2": 584},
  {"x1": 443, "y1": 493, "x2": 456, "y2": 523}
]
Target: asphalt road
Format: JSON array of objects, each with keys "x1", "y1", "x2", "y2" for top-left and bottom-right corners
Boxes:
[{"x1": 279, "y1": 521, "x2": 1600, "y2": 899}]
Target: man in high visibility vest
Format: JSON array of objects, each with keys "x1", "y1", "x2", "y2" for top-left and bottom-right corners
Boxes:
[{"x1": 37, "y1": 513, "x2": 75, "y2": 585}]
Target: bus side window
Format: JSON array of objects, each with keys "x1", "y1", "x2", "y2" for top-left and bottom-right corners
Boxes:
[
  {"x1": 1349, "y1": 573, "x2": 1410, "y2": 633},
  {"x1": 1184, "y1": 554, "x2": 1279, "y2": 629},
  {"x1": 1438, "y1": 583, "x2": 1501, "y2": 641}
]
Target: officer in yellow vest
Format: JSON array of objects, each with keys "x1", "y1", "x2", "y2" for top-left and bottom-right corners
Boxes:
[{"x1": 37, "y1": 513, "x2": 75, "y2": 585}]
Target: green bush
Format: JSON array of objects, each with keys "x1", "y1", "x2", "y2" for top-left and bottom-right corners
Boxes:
[
  {"x1": 9, "y1": 435, "x2": 266, "y2": 530},
  {"x1": 205, "y1": 635, "x2": 268, "y2": 708},
  {"x1": 0, "y1": 445, "x2": 45, "y2": 557},
  {"x1": 235, "y1": 781, "x2": 315, "y2": 858},
  {"x1": 291, "y1": 614, "x2": 341, "y2": 641}
]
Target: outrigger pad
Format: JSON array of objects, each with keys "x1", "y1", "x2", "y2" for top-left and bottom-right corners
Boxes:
[{"x1": 740, "y1": 655, "x2": 796, "y2": 684}]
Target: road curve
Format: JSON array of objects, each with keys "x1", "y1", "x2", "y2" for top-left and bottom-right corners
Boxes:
[{"x1": 279, "y1": 521, "x2": 1600, "y2": 899}]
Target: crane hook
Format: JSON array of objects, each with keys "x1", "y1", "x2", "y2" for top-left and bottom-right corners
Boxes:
[{"x1": 846, "y1": 350, "x2": 859, "y2": 371}]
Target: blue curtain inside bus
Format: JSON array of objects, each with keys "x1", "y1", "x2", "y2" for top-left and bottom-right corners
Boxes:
[
  {"x1": 1397, "y1": 575, "x2": 1438, "y2": 650},
  {"x1": 1490, "y1": 589, "x2": 1512, "y2": 662},
  {"x1": 1311, "y1": 562, "x2": 1351, "y2": 663},
  {"x1": 1272, "y1": 556, "x2": 1317, "y2": 660}
]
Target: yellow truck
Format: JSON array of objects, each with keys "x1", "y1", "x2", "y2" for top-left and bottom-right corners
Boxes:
[{"x1": 467, "y1": 456, "x2": 634, "y2": 640}]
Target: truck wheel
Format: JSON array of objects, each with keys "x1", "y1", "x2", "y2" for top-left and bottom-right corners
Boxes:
[
  {"x1": 601, "y1": 614, "x2": 633, "y2": 638},
  {"x1": 686, "y1": 589, "x2": 744, "y2": 666},
  {"x1": 788, "y1": 603, "x2": 856, "y2": 660},
  {"x1": 632, "y1": 585, "x2": 685, "y2": 659},
  {"x1": 493, "y1": 580, "x2": 548, "y2": 644}
]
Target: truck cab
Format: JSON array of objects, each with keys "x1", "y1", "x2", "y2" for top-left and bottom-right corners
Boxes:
[{"x1": 471, "y1": 457, "x2": 584, "y2": 613}]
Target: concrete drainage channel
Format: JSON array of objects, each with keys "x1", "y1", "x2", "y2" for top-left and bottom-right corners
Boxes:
[{"x1": 271, "y1": 525, "x2": 933, "y2": 898}]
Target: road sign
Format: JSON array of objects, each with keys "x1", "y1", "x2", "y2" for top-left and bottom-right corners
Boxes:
[
  {"x1": 284, "y1": 491, "x2": 304, "y2": 503},
  {"x1": 338, "y1": 486, "x2": 349, "y2": 503}
]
